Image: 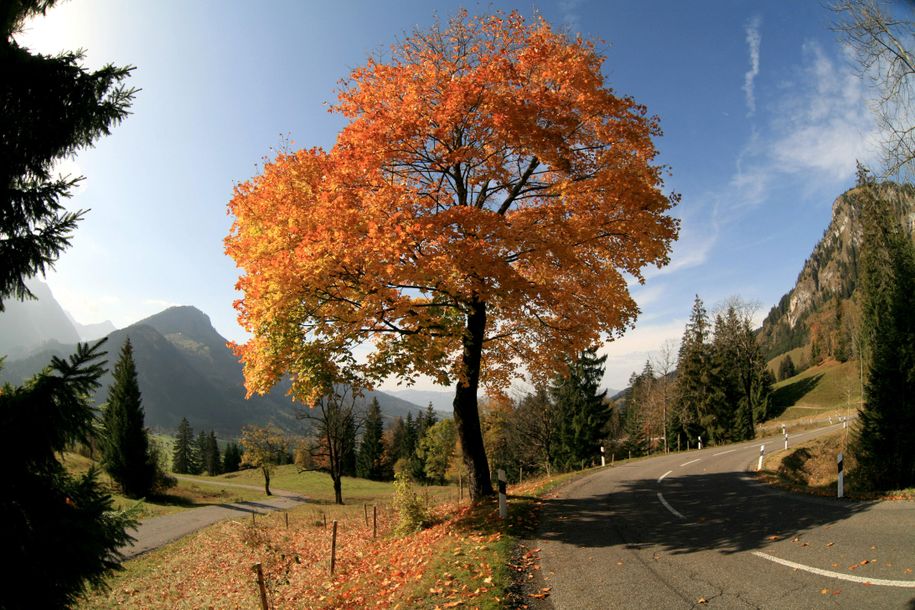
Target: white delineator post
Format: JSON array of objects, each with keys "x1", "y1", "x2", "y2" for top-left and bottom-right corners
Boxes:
[
  {"x1": 757, "y1": 444, "x2": 765, "y2": 471},
  {"x1": 784, "y1": 432, "x2": 789, "y2": 450},
  {"x1": 837, "y1": 452, "x2": 844, "y2": 499},
  {"x1": 698, "y1": 436, "x2": 703, "y2": 450},
  {"x1": 498, "y1": 469, "x2": 507, "y2": 519},
  {"x1": 601, "y1": 445, "x2": 606, "y2": 467}
]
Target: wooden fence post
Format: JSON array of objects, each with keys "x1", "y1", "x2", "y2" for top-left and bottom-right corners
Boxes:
[
  {"x1": 330, "y1": 520, "x2": 338, "y2": 575},
  {"x1": 252, "y1": 563, "x2": 269, "y2": 610}
]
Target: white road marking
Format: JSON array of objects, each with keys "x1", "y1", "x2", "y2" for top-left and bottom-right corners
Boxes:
[
  {"x1": 752, "y1": 552, "x2": 915, "y2": 588},
  {"x1": 656, "y1": 491, "x2": 685, "y2": 519},
  {"x1": 658, "y1": 470, "x2": 673, "y2": 482},
  {"x1": 680, "y1": 459, "x2": 701, "y2": 467},
  {"x1": 713, "y1": 449, "x2": 737, "y2": 456}
]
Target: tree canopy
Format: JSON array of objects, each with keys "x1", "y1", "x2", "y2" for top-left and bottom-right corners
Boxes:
[{"x1": 226, "y1": 11, "x2": 678, "y2": 499}]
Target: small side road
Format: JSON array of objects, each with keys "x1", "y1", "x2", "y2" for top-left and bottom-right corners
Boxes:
[{"x1": 119, "y1": 480, "x2": 308, "y2": 559}]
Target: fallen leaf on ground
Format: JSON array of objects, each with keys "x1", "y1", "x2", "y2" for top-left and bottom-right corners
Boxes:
[
  {"x1": 766, "y1": 535, "x2": 781, "y2": 541},
  {"x1": 697, "y1": 597, "x2": 708, "y2": 604}
]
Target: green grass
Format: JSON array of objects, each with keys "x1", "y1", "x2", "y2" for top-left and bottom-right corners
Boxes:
[
  {"x1": 194, "y1": 464, "x2": 462, "y2": 505},
  {"x1": 769, "y1": 358, "x2": 862, "y2": 419}
]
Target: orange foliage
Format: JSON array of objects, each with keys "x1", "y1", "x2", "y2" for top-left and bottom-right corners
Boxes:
[{"x1": 226, "y1": 10, "x2": 678, "y2": 404}]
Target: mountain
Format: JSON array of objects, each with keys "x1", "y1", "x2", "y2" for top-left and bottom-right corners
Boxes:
[
  {"x1": 65, "y1": 311, "x2": 117, "y2": 341},
  {"x1": 758, "y1": 182, "x2": 915, "y2": 363},
  {"x1": 0, "y1": 305, "x2": 426, "y2": 437},
  {"x1": 385, "y1": 389, "x2": 454, "y2": 413},
  {"x1": 0, "y1": 280, "x2": 80, "y2": 358}
]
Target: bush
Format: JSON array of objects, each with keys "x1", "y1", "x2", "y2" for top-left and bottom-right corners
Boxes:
[{"x1": 392, "y1": 472, "x2": 429, "y2": 534}]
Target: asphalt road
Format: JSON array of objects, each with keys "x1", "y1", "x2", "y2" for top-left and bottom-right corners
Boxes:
[{"x1": 533, "y1": 424, "x2": 915, "y2": 609}]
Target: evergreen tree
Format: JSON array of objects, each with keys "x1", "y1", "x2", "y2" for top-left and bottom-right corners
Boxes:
[
  {"x1": 550, "y1": 348, "x2": 609, "y2": 470},
  {"x1": 778, "y1": 355, "x2": 797, "y2": 381},
  {"x1": 674, "y1": 295, "x2": 712, "y2": 444},
  {"x1": 172, "y1": 417, "x2": 195, "y2": 474},
  {"x1": 205, "y1": 431, "x2": 221, "y2": 476},
  {"x1": 100, "y1": 338, "x2": 156, "y2": 498},
  {"x1": 0, "y1": 4, "x2": 136, "y2": 602},
  {"x1": 853, "y1": 171, "x2": 915, "y2": 491},
  {"x1": 0, "y1": 341, "x2": 136, "y2": 609},
  {"x1": 341, "y1": 414, "x2": 357, "y2": 477},
  {"x1": 357, "y1": 397, "x2": 386, "y2": 480},
  {"x1": 0, "y1": 0, "x2": 136, "y2": 309},
  {"x1": 222, "y1": 442, "x2": 242, "y2": 473},
  {"x1": 194, "y1": 431, "x2": 208, "y2": 475},
  {"x1": 623, "y1": 362, "x2": 653, "y2": 455}
]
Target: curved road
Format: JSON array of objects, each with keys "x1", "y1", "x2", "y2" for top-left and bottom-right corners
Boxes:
[{"x1": 534, "y1": 424, "x2": 915, "y2": 608}]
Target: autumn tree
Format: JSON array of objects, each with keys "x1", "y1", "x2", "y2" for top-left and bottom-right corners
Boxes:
[
  {"x1": 226, "y1": 11, "x2": 678, "y2": 499},
  {"x1": 240, "y1": 425, "x2": 287, "y2": 496}
]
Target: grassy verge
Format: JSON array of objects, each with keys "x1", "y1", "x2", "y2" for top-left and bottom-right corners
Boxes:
[
  {"x1": 757, "y1": 429, "x2": 915, "y2": 501},
  {"x1": 79, "y1": 467, "x2": 594, "y2": 609}
]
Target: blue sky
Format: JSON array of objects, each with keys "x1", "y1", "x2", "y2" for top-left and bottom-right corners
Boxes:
[{"x1": 19, "y1": 1, "x2": 881, "y2": 391}]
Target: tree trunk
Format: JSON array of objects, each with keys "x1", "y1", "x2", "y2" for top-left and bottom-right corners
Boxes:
[
  {"x1": 263, "y1": 468, "x2": 272, "y2": 496},
  {"x1": 452, "y1": 298, "x2": 494, "y2": 500},
  {"x1": 332, "y1": 474, "x2": 343, "y2": 505}
]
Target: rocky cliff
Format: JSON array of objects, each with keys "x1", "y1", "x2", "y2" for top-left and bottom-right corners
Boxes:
[{"x1": 758, "y1": 182, "x2": 915, "y2": 360}]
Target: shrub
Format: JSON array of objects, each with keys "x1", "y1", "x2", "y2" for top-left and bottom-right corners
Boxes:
[{"x1": 392, "y1": 472, "x2": 429, "y2": 534}]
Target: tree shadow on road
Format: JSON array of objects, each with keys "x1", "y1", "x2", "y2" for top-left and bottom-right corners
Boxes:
[{"x1": 535, "y1": 471, "x2": 873, "y2": 556}]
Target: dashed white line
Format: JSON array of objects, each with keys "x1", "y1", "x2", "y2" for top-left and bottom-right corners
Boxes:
[
  {"x1": 713, "y1": 449, "x2": 737, "y2": 456},
  {"x1": 751, "y1": 552, "x2": 915, "y2": 588},
  {"x1": 656, "y1": 492, "x2": 685, "y2": 519},
  {"x1": 658, "y1": 470, "x2": 673, "y2": 483},
  {"x1": 680, "y1": 458, "x2": 701, "y2": 467}
]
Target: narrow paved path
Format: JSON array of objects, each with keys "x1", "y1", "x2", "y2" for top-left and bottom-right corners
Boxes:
[
  {"x1": 533, "y1": 424, "x2": 915, "y2": 609},
  {"x1": 119, "y1": 484, "x2": 308, "y2": 560}
]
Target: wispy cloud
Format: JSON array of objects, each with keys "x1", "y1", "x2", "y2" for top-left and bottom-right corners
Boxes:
[
  {"x1": 743, "y1": 15, "x2": 762, "y2": 116},
  {"x1": 767, "y1": 42, "x2": 880, "y2": 180},
  {"x1": 558, "y1": 0, "x2": 585, "y2": 34},
  {"x1": 721, "y1": 41, "x2": 879, "y2": 216}
]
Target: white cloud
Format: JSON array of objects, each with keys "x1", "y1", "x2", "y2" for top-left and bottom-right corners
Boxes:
[
  {"x1": 743, "y1": 15, "x2": 762, "y2": 116},
  {"x1": 599, "y1": 319, "x2": 685, "y2": 389}
]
